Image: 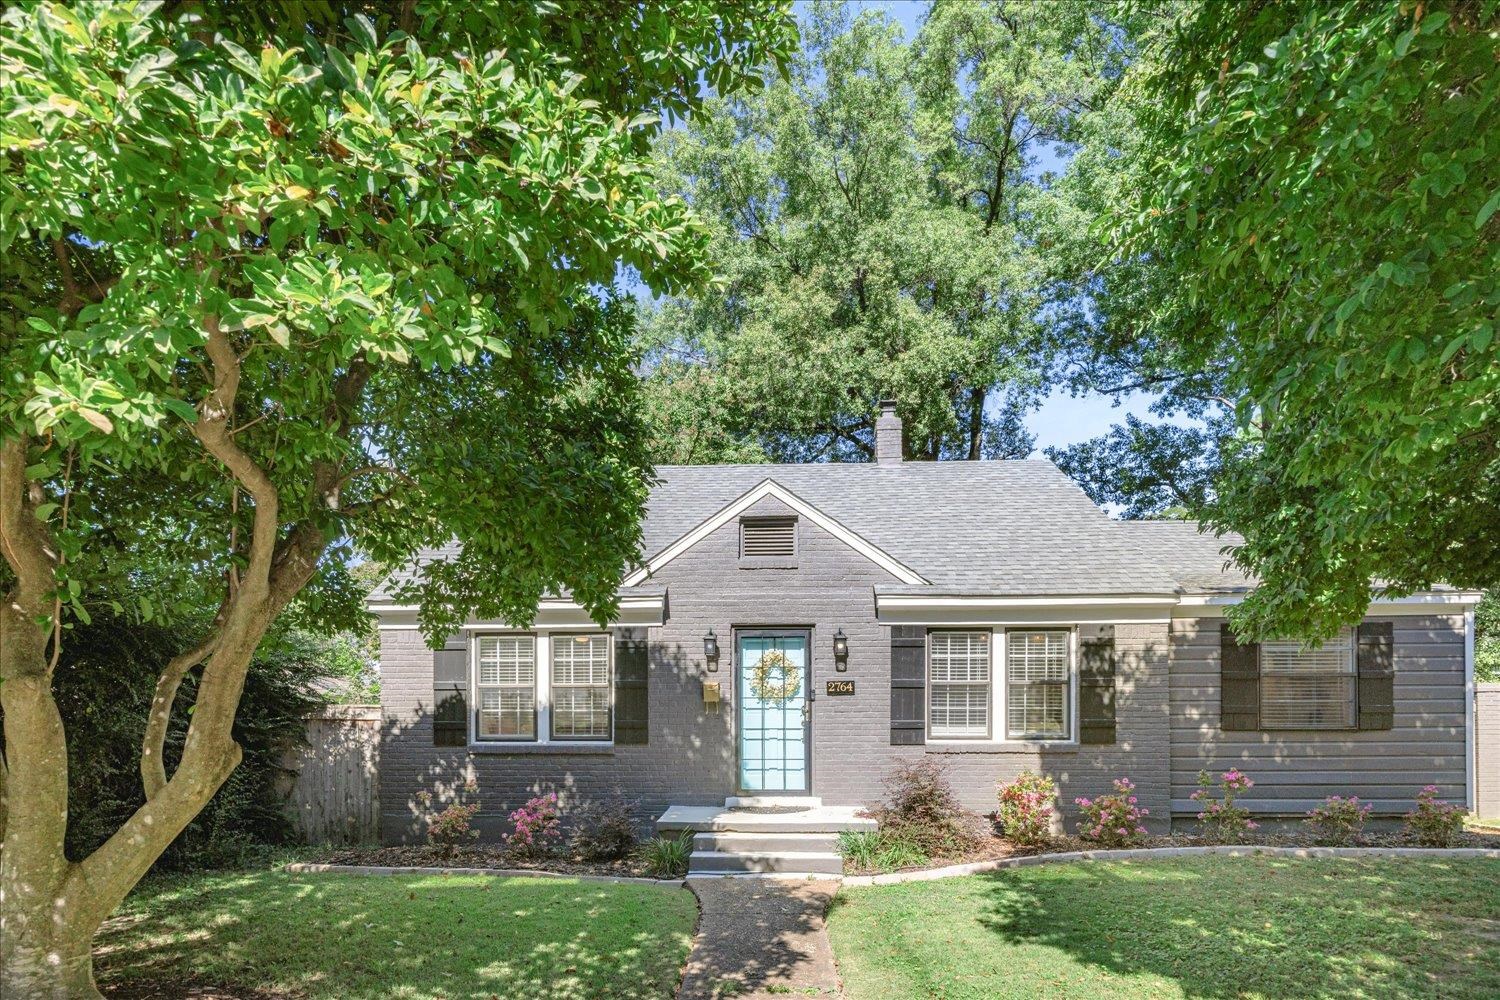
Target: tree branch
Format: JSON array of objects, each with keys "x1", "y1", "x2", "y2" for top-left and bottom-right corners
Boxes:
[{"x1": 139, "y1": 634, "x2": 218, "y2": 801}]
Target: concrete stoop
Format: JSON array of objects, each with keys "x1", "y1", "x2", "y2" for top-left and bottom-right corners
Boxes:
[{"x1": 657, "y1": 797, "x2": 873, "y2": 877}]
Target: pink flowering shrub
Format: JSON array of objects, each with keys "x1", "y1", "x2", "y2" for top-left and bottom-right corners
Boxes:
[
  {"x1": 1075, "y1": 778, "x2": 1149, "y2": 847},
  {"x1": 1305, "y1": 795, "x2": 1372, "y2": 846},
  {"x1": 416, "y1": 777, "x2": 481, "y2": 858},
  {"x1": 508, "y1": 792, "x2": 562, "y2": 857},
  {"x1": 1404, "y1": 785, "x2": 1464, "y2": 847},
  {"x1": 1191, "y1": 768, "x2": 1259, "y2": 842},
  {"x1": 997, "y1": 771, "x2": 1057, "y2": 847}
]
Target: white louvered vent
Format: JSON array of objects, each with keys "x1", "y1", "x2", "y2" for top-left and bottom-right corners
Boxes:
[{"x1": 740, "y1": 517, "x2": 796, "y2": 557}]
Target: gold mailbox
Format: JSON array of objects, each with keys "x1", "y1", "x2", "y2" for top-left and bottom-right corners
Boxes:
[{"x1": 701, "y1": 680, "x2": 722, "y2": 706}]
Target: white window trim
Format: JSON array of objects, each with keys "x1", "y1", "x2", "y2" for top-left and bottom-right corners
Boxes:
[
  {"x1": 926, "y1": 626, "x2": 1080, "y2": 746},
  {"x1": 470, "y1": 629, "x2": 615, "y2": 747},
  {"x1": 926, "y1": 629, "x2": 995, "y2": 741}
]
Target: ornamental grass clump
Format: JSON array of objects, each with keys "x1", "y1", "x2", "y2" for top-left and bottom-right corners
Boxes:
[
  {"x1": 642, "y1": 832, "x2": 694, "y2": 879},
  {"x1": 1305, "y1": 795, "x2": 1373, "y2": 846},
  {"x1": 508, "y1": 792, "x2": 562, "y2": 858},
  {"x1": 997, "y1": 771, "x2": 1057, "y2": 847},
  {"x1": 1404, "y1": 785, "x2": 1465, "y2": 847},
  {"x1": 1191, "y1": 768, "x2": 1259, "y2": 842},
  {"x1": 1075, "y1": 778, "x2": 1149, "y2": 847},
  {"x1": 417, "y1": 778, "x2": 481, "y2": 859}
]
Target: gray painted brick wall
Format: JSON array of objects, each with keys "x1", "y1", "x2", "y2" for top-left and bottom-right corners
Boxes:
[{"x1": 377, "y1": 501, "x2": 1469, "y2": 842}]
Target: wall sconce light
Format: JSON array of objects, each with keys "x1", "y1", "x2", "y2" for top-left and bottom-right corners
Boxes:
[
  {"x1": 703, "y1": 629, "x2": 720, "y2": 672},
  {"x1": 833, "y1": 628, "x2": 849, "y2": 672}
]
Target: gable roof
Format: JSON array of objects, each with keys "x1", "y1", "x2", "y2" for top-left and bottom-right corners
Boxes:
[
  {"x1": 370, "y1": 459, "x2": 1192, "y2": 604},
  {"x1": 622, "y1": 478, "x2": 927, "y2": 586},
  {"x1": 1123, "y1": 520, "x2": 1251, "y2": 593}
]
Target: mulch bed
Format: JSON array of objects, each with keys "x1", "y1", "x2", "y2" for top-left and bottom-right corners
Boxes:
[
  {"x1": 310, "y1": 844, "x2": 656, "y2": 878},
  {"x1": 842, "y1": 821, "x2": 1500, "y2": 876}
]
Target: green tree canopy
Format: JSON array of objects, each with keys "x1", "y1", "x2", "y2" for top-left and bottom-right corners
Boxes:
[
  {"x1": 1060, "y1": 0, "x2": 1497, "y2": 639},
  {"x1": 637, "y1": 0, "x2": 1128, "y2": 463},
  {"x1": 0, "y1": 2, "x2": 795, "y2": 995}
]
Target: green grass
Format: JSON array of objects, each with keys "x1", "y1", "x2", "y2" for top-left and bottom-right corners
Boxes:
[
  {"x1": 96, "y1": 870, "x2": 697, "y2": 999},
  {"x1": 827, "y1": 857, "x2": 1500, "y2": 1000}
]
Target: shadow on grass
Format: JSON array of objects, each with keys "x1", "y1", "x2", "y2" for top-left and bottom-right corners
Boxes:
[
  {"x1": 829, "y1": 857, "x2": 1500, "y2": 1000},
  {"x1": 96, "y1": 870, "x2": 697, "y2": 1000},
  {"x1": 973, "y1": 857, "x2": 1500, "y2": 999}
]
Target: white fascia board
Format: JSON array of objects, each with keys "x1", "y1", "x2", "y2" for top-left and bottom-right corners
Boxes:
[
  {"x1": 876, "y1": 593, "x2": 1177, "y2": 626},
  {"x1": 620, "y1": 479, "x2": 928, "y2": 587},
  {"x1": 372, "y1": 594, "x2": 666, "y2": 631},
  {"x1": 1172, "y1": 590, "x2": 1483, "y2": 618}
]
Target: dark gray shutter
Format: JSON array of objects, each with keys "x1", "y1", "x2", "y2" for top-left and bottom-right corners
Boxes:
[
  {"x1": 1078, "y1": 624, "x2": 1116, "y2": 745},
  {"x1": 1356, "y1": 620, "x2": 1395, "y2": 731},
  {"x1": 614, "y1": 631, "x2": 649, "y2": 745},
  {"x1": 1220, "y1": 622, "x2": 1260, "y2": 731},
  {"x1": 432, "y1": 632, "x2": 468, "y2": 746},
  {"x1": 890, "y1": 626, "x2": 926, "y2": 745}
]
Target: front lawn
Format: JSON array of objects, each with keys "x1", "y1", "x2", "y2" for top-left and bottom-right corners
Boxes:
[
  {"x1": 96, "y1": 870, "x2": 697, "y2": 999},
  {"x1": 827, "y1": 857, "x2": 1500, "y2": 1000}
]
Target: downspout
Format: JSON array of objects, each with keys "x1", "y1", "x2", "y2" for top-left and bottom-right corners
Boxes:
[{"x1": 1465, "y1": 606, "x2": 1476, "y2": 812}]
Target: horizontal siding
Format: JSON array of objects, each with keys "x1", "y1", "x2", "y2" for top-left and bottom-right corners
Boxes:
[{"x1": 1168, "y1": 614, "x2": 1467, "y2": 815}]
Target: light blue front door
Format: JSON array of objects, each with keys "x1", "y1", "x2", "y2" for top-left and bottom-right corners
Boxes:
[{"x1": 737, "y1": 632, "x2": 810, "y2": 793}]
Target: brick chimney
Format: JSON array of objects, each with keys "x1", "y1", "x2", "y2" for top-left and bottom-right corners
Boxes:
[{"x1": 875, "y1": 399, "x2": 903, "y2": 464}]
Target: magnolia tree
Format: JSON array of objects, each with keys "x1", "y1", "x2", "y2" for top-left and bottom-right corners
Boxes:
[{"x1": 0, "y1": 1, "x2": 795, "y2": 995}]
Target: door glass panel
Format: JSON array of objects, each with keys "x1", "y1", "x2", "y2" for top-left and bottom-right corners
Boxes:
[{"x1": 738, "y1": 634, "x2": 809, "y2": 793}]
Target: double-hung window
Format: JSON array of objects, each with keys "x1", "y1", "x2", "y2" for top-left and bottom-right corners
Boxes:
[
  {"x1": 1260, "y1": 629, "x2": 1356, "y2": 729},
  {"x1": 476, "y1": 635, "x2": 536, "y2": 741},
  {"x1": 1005, "y1": 630, "x2": 1071, "y2": 739},
  {"x1": 550, "y1": 634, "x2": 612, "y2": 740},
  {"x1": 928, "y1": 631, "x2": 991, "y2": 739}
]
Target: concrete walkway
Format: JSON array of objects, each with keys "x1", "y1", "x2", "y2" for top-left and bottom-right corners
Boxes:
[{"x1": 678, "y1": 877, "x2": 841, "y2": 999}]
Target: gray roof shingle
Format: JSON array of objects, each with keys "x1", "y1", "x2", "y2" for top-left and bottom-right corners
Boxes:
[{"x1": 372, "y1": 460, "x2": 1201, "y2": 601}]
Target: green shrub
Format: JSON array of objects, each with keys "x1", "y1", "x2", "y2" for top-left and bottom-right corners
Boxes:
[
  {"x1": 871, "y1": 758, "x2": 980, "y2": 857},
  {"x1": 1305, "y1": 795, "x2": 1372, "y2": 846},
  {"x1": 28, "y1": 613, "x2": 328, "y2": 870},
  {"x1": 643, "y1": 832, "x2": 694, "y2": 878}
]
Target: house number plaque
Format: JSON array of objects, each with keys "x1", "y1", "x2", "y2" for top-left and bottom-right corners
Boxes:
[{"x1": 826, "y1": 680, "x2": 855, "y2": 696}]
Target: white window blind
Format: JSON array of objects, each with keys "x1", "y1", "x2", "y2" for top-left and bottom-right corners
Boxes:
[
  {"x1": 1260, "y1": 629, "x2": 1356, "y2": 729},
  {"x1": 551, "y1": 634, "x2": 611, "y2": 739},
  {"x1": 929, "y1": 631, "x2": 990, "y2": 738},
  {"x1": 1006, "y1": 630, "x2": 1070, "y2": 738},
  {"x1": 741, "y1": 518, "x2": 796, "y2": 557},
  {"x1": 476, "y1": 635, "x2": 535, "y2": 739}
]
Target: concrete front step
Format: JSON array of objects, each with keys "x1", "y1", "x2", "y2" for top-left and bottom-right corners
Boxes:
[
  {"x1": 724, "y1": 795, "x2": 823, "y2": 809},
  {"x1": 657, "y1": 804, "x2": 875, "y2": 835},
  {"x1": 689, "y1": 850, "x2": 845, "y2": 875},
  {"x1": 693, "y1": 831, "x2": 842, "y2": 855}
]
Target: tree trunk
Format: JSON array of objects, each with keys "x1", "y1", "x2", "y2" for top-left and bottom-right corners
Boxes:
[{"x1": 2, "y1": 893, "x2": 105, "y2": 999}]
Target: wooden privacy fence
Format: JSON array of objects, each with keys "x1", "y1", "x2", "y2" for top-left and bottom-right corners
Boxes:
[
  {"x1": 1478, "y1": 683, "x2": 1500, "y2": 821},
  {"x1": 285, "y1": 704, "x2": 380, "y2": 845}
]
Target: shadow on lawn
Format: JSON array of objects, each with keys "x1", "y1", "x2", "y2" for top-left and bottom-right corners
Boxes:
[
  {"x1": 958, "y1": 858, "x2": 1496, "y2": 999},
  {"x1": 94, "y1": 871, "x2": 693, "y2": 1000}
]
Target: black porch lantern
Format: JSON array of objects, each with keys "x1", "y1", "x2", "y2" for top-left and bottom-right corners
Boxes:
[
  {"x1": 703, "y1": 629, "x2": 720, "y2": 671},
  {"x1": 832, "y1": 628, "x2": 849, "y2": 671}
]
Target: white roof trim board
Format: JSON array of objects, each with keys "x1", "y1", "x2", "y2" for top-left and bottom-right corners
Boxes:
[{"x1": 621, "y1": 479, "x2": 928, "y2": 587}]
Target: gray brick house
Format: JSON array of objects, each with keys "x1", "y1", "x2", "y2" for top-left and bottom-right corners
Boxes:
[{"x1": 371, "y1": 403, "x2": 1481, "y2": 857}]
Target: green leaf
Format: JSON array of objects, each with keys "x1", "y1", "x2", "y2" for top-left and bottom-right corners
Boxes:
[
  {"x1": 1475, "y1": 190, "x2": 1500, "y2": 230},
  {"x1": 345, "y1": 14, "x2": 379, "y2": 52}
]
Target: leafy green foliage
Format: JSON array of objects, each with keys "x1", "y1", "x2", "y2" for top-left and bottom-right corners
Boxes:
[
  {"x1": 1476, "y1": 591, "x2": 1499, "y2": 683},
  {"x1": 637, "y1": 1, "x2": 1128, "y2": 463},
  {"x1": 46, "y1": 612, "x2": 326, "y2": 870},
  {"x1": 0, "y1": 0, "x2": 796, "y2": 640},
  {"x1": 641, "y1": 831, "x2": 693, "y2": 879},
  {"x1": 1048, "y1": 415, "x2": 1220, "y2": 519},
  {"x1": 1088, "y1": 1, "x2": 1498, "y2": 638}
]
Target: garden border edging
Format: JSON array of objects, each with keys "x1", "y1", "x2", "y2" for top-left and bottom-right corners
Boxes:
[
  {"x1": 283, "y1": 862, "x2": 684, "y2": 888},
  {"x1": 839, "y1": 844, "x2": 1500, "y2": 887}
]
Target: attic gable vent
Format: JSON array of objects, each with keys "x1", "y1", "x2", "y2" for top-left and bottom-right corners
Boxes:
[{"x1": 740, "y1": 517, "x2": 796, "y2": 557}]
